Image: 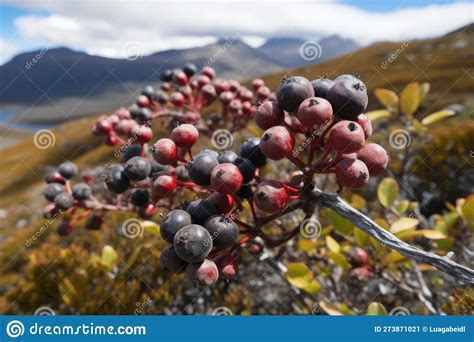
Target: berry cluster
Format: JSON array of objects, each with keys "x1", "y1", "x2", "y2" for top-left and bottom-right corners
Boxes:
[
  {"x1": 42, "y1": 68, "x2": 389, "y2": 287},
  {"x1": 90, "y1": 64, "x2": 271, "y2": 147}
]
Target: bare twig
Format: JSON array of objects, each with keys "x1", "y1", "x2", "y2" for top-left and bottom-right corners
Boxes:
[{"x1": 313, "y1": 189, "x2": 474, "y2": 284}]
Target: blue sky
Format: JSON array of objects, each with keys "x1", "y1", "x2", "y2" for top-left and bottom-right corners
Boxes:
[{"x1": 0, "y1": 0, "x2": 472, "y2": 64}]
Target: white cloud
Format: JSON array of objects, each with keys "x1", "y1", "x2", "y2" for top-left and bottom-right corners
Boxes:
[
  {"x1": 0, "y1": 38, "x2": 20, "y2": 64},
  {"x1": 7, "y1": 1, "x2": 474, "y2": 58}
]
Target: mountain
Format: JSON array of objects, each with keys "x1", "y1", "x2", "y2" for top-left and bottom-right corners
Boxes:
[
  {"x1": 0, "y1": 40, "x2": 282, "y2": 107},
  {"x1": 258, "y1": 35, "x2": 359, "y2": 68}
]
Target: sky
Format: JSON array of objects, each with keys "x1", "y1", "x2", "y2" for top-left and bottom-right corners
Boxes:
[{"x1": 0, "y1": 0, "x2": 472, "y2": 65}]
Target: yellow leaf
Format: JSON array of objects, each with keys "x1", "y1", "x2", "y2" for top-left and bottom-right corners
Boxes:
[
  {"x1": 377, "y1": 178, "x2": 399, "y2": 208},
  {"x1": 375, "y1": 218, "x2": 390, "y2": 230},
  {"x1": 461, "y1": 194, "x2": 474, "y2": 228},
  {"x1": 298, "y1": 239, "x2": 320, "y2": 252},
  {"x1": 330, "y1": 252, "x2": 351, "y2": 271},
  {"x1": 326, "y1": 235, "x2": 341, "y2": 253},
  {"x1": 367, "y1": 302, "x2": 387, "y2": 315},
  {"x1": 366, "y1": 109, "x2": 391, "y2": 122},
  {"x1": 354, "y1": 228, "x2": 369, "y2": 247},
  {"x1": 350, "y1": 194, "x2": 366, "y2": 211},
  {"x1": 380, "y1": 251, "x2": 406, "y2": 267},
  {"x1": 419, "y1": 82, "x2": 430, "y2": 102},
  {"x1": 101, "y1": 245, "x2": 118, "y2": 271},
  {"x1": 286, "y1": 262, "x2": 314, "y2": 289},
  {"x1": 400, "y1": 82, "x2": 420, "y2": 117},
  {"x1": 303, "y1": 279, "x2": 321, "y2": 294},
  {"x1": 397, "y1": 229, "x2": 446, "y2": 240},
  {"x1": 142, "y1": 220, "x2": 160, "y2": 235},
  {"x1": 390, "y1": 217, "x2": 419, "y2": 234},
  {"x1": 374, "y1": 88, "x2": 399, "y2": 109},
  {"x1": 421, "y1": 110, "x2": 455, "y2": 125},
  {"x1": 395, "y1": 200, "x2": 410, "y2": 214},
  {"x1": 319, "y1": 302, "x2": 344, "y2": 315}
]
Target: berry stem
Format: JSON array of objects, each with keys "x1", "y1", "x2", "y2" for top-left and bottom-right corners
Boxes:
[{"x1": 287, "y1": 154, "x2": 306, "y2": 170}]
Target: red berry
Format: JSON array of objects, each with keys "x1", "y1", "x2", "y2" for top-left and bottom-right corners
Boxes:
[
  {"x1": 255, "y1": 101, "x2": 285, "y2": 130},
  {"x1": 356, "y1": 143, "x2": 388, "y2": 176},
  {"x1": 214, "y1": 79, "x2": 230, "y2": 93},
  {"x1": 260, "y1": 126, "x2": 295, "y2": 160},
  {"x1": 327, "y1": 120, "x2": 365, "y2": 153},
  {"x1": 214, "y1": 255, "x2": 238, "y2": 279},
  {"x1": 201, "y1": 84, "x2": 217, "y2": 102},
  {"x1": 92, "y1": 119, "x2": 112, "y2": 136},
  {"x1": 228, "y1": 99, "x2": 242, "y2": 114},
  {"x1": 185, "y1": 259, "x2": 219, "y2": 287},
  {"x1": 210, "y1": 163, "x2": 243, "y2": 194},
  {"x1": 173, "y1": 70, "x2": 189, "y2": 86},
  {"x1": 45, "y1": 171, "x2": 66, "y2": 184},
  {"x1": 153, "y1": 174, "x2": 177, "y2": 198},
  {"x1": 251, "y1": 78, "x2": 265, "y2": 91},
  {"x1": 161, "y1": 82, "x2": 171, "y2": 91},
  {"x1": 254, "y1": 180, "x2": 289, "y2": 213},
  {"x1": 335, "y1": 159, "x2": 369, "y2": 188},
  {"x1": 171, "y1": 124, "x2": 199, "y2": 148},
  {"x1": 207, "y1": 192, "x2": 235, "y2": 214},
  {"x1": 350, "y1": 266, "x2": 372, "y2": 281},
  {"x1": 347, "y1": 247, "x2": 369, "y2": 266},
  {"x1": 228, "y1": 80, "x2": 240, "y2": 92},
  {"x1": 105, "y1": 134, "x2": 119, "y2": 146},
  {"x1": 132, "y1": 125, "x2": 153, "y2": 144},
  {"x1": 170, "y1": 92, "x2": 185, "y2": 107},
  {"x1": 238, "y1": 88, "x2": 253, "y2": 102},
  {"x1": 256, "y1": 86, "x2": 271, "y2": 100},
  {"x1": 242, "y1": 101, "x2": 256, "y2": 119},
  {"x1": 115, "y1": 119, "x2": 138, "y2": 136},
  {"x1": 138, "y1": 203, "x2": 157, "y2": 219},
  {"x1": 201, "y1": 67, "x2": 216, "y2": 80},
  {"x1": 115, "y1": 107, "x2": 131, "y2": 119},
  {"x1": 356, "y1": 114, "x2": 372, "y2": 138},
  {"x1": 219, "y1": 91, "x2": 234, "y2": 105},
  {"x1": 297, "y1": 97, "x2": 333, "y2": 129},
  {"x1": 197, "y1": 75, "x2": 211, "y2": 88},
  {"x1": 153, "y1": 138, "x2": 177, "y2": 165},
  {"x1": 136, "y1": 94, "x2": 150, "y2": 108}
]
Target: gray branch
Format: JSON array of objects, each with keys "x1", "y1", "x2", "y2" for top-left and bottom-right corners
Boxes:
[{"x1": 313, "y1": 189, "x2": 474, "y2": 284}]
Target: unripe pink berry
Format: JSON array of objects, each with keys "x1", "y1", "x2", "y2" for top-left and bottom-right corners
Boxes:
[
  {"x1": 356, "y1": 113, "x2": 372, "y2": 138},
  {"x1": 173, "y1": 70, "x2": 189, "y2": 86},
  {"x1": 136, "y1": 94, "x2": 150, "y2": 108},
  {"x1": 297, "y1": 97, "x2": 333, "y2": 129},
  {"x1": 207, "y1": 192, "x2": 235, "y2": 214},
  {"x1": 255, "y1": 101, "x2": 285, "y2": 130},
  {"x1": 356, "y1": 143, "x2": 388, "y2": 176},
  {"x1": 210, "y1": 163, "x2": 243, "y2": 194},
  {"x1": 170, "y1": 92, "x2": 185, "y2": 106},
  {"x1": 201, "y1": 66, "x2": 216, "y2": 80},
  {"x1": 153, "y1": 174, "x2": 177, "y2": 197},
  {"x1": 255, "y1": 180, "x2": 289, "y2": 213},
  {"x1": 171, "y1": 124, "x2": 199, "y2": 148},
  {"x1": 335, "y1": 159, "x2": 369, "y2": 188},
  {"x1": 327, "y1": 120, "x2": 365, "y2": 153},
  {"x1": 201, "y1": 84, "x2": 217, "y2": 102},
  {"x1": 214, "y1": 254, "x2": 238, "y2": 279},
  {"x1": 185, "y1": 259, "x2": 219, "y2": 287},
  {"x1": 153, "y1": 138, "x2": 177, "y2": 165},
  {"x1": 260, "y1": 126, "x2": 295, "y2": 160},
  {"x1": 251, "y1": 78, "x2": 265, "y2": 90},
  {"x1": 256, "y1": 86, "x2": 271, "y2": 100},
  {"x1": 132, "y1": 125, "x2": 153, "y2": 144}
]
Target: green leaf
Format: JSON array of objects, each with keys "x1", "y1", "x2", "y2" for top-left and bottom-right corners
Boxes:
[
  {"x1": 326, "y1": 235, "x2": 341, "y2": 253},
  {"x1": 366, "y1": 109, "x2": 391, "y2": 122},
  {"x1": 329, "y1": 210, "x2": 354, "y2": 235},
  {"x1": 390, "y1": 217, "x2": 419, "y2": 234},
  {"x1": 101, "y1": 245, "x2": 118, "y2": 271},
  {"x1": 367, "y1": 302, "x2": 387, "y2": 315},
  {"x1": 377, "y1": 178, "x2": 399, "y2": 208},
  {"x1": 419, "y1": 82, "x2": 430, "y2": 103},
  {"x1": 421, "y1": 110, "x2": 455, "y2": 126},
  {"x1": 142, "y1": 220, "x2": 160, "y2": 235},
  {"x1": 400, "y1": 82, "x2": 420, "y2": 118},
  {"x1": 354, "y1": 228, "x2": 369, "y2": 247},
  {"x1": 374, "y1": 88, "x2": 399, "y2": 110},
  {"x1": 286, "y1": 262, "x2": 314, "y2": 289}
]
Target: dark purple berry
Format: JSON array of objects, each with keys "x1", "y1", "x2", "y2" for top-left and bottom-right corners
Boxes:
[{"x1": 173, "y1": 224, "x2": 212, "y2": 263}]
